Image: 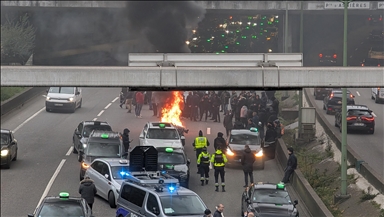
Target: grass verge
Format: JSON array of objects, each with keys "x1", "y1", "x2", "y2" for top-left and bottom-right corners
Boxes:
[{"x1": 1, "y1": 87, "x2": 26, "y2": 102}]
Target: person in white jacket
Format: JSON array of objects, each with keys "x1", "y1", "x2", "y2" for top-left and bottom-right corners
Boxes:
[{"x1": 240, "y1": 105, "x2": 248, "y2": 128}]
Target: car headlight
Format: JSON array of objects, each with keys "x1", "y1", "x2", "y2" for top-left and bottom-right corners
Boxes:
[
  {"x1": 83, "y1": 143, "x2": 87, "y2": 148},
  {"x1": 46, "y1": 96, "x2": 51, "y2": 100},
  {"x1": 68, "y1": 97, "x2": 74, "y2": 102},
  {"x1": 226, "y1": 148, "x2": 234, "y2": 156},
  {"x1": 255, "y1": 149, "x2": 263, "y2": 157},
  {"x1": 1, "y1": 149, "x2": 9, "y2": 156},
  {"x1": 81, "y1": 162, "x2": 90, "y2": 169}
]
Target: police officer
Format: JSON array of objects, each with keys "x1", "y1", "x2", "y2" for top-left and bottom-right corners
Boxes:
[
  {"x1": 210, "y1": 147, "x2": 228, "y2": 192},
  {"x1": 193, "y1": 130, "x2": 210, "y2": 171},
  {"x1": 197, "y1": 147, "x2": 210, "y2": 186}
]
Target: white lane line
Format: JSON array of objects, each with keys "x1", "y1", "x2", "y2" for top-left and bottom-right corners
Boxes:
[
  {"x1": 13, "y1": 107, "x2": 45, "y2": 133},
  {"x1": 349, "y1": 55, "x2": 353, "y2": 58},
  {"x1": 97, "y1": 110, "x2": 104, "y2": 116},
  {"x1": 35, "y1": 159, "x2": 66, "y2": 210},
  {"x1": 104, "y1": 103, "x2": 112, "y2": 109},
  {"x1": 372, "y1": 112, "x2": 377, "y2": 117},
  {"x1": 361, "y1": 42, "x2": 364, "y2": 44},
  {"x1": 355, "y1": 48, "x2": 358, "y2": 51},
  {"x1": 356, "y1": 91, "x2": 360, "y2": 96},
  {"x1": 65, "y1": 147, "x2": 73, "y2": 156},
  {"x1": 92, "y1": 118, "x2": 97, "y2": 121},
  {"x1": 112, "y1": 97, "x2": 119, "y2": 103}
]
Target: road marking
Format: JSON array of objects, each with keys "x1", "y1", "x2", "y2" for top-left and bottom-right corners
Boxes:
[
  {"x1": 13, "y1": 107, "x2": 45, "y2": 133},
  {"x1": 92, "y1": 117, "x2": 97, "y2": 121},
  {"x1": 372, "y1": 112, "x2": 377, "y2": 117},
  {"x1": 97, "y1": 110, "x2": 104, "y2": 116},
  {"x1": 112, "y1": 97, "x2": 119, "y2": 102},
  {"x1": 356, "y1": 91, "x2": 360, "y2": 96},
  {"x1": 65, "y1": 147, "x2": 73, "y2": 156},
  {"x1": 35, "y1": 159, "x2": 66, "y2": 210},
  {"x1": 355, "y1": 48, "x2": 358, "y2": 51},
  {"x1": 361, "y1": 42, "x2": 364, "y2": 44},
  {"x1": 104, "y1": 103, "x2": 112, "y2": 109},
  {"x1": 350, "y1": 55, "x2": 353, "y2": 58}
]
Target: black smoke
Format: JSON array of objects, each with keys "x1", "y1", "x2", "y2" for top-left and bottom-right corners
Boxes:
[{"x1": 126, "y1": 1, "x2": 205, "y2": 53}]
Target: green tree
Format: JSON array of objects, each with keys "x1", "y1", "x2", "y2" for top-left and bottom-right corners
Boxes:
[{"x1": 1, "y1": 14, "x2": 36, "y2": 64}]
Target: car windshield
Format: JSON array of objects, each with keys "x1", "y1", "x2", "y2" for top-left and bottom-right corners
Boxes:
[
  {"x1": 111, "y1": 166, "x2": 130, "y2": 179},
  {"x1": 37, "y1": 201, "x2": 85, "y2": 217},
  {"x1": 86, "y1": 142, "x2": 120, "y2": 157},
  {"x1": 49, "y1": 87, "x2": 75, "y2": 94},
  {"x1": 83, "y1": 125, "x2": 112, "y2": 137},
  {"x1": 348, "y1": 109, "x2": 371, "y2": 116},
  {"x1": 372, "y1": 46, "x2": 384, "y2": 52},
  {"x1": 146, "y1": 129, "x2": 180, "y2": 140},
  {"x1": 158, "y1": 152, "x2": 185, "y2": 164},
  {"x1": 160, "y1": 195, "x2": 206, "y2": 216},
  {"x1": 1, "y1": 133, "x2": 9, "y2": 145},
  {"x1": 332, "y1": 91, "x2": 352, "y2": 98},
  {"x1": 229, "y1": 134, "x2": 260, "y2": 145},
  {"x1": 252, "y1": 189, "x2": 292, "y2": 205}
]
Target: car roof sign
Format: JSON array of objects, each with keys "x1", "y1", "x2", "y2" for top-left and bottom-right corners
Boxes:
[
  {"x1": 165, "y1": 147, "x2": 173, "y2": 153},
  {"x1": 101, "y1": 133, "x2": 109, "y2": 139},
  {"x1": 59, "y1": 192, "x2": 70, "y2": 199},
  {"x1": 276, "y1": 183, "x2": 285, "y2": 190}
]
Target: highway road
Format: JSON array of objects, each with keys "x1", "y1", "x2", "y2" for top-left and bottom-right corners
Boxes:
[
  {"x1": 308, "y1": 88, "x2": 384, "y2": 178},
  {"x1": 1, "y1": 88, "x2": 310, "y2": 217}
]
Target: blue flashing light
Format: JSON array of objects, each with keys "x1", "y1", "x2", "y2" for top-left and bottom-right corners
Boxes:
[
  {"x1": 120, "y1": 171, "x2": 130, "y2": 177},
  {"x1": 161, "y1": 171, "x2": 166, "y2": 174},
  {"x1": 168, "y1": 186, "x2": 175, "y2": 192}
]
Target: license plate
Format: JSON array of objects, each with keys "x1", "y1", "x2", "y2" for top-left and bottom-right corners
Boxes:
[
  {"x1": 354, "y1": 123, "x2": 364, "y2": 126},
  {"x1": 54, "y1": 104, "x2": 63, "y2": 106}
]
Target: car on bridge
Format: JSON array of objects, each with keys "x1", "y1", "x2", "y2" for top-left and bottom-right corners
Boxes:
[
  {"x1": 371, "y1": 87, "x2": 384, "y2": 103},
  {"x1": 139, "y1": 122, "x2": 184, "y2": 149},
  {"x1": 318, "y1": 49, "x2": 337, "y2": 66},
  {"x1": 367, "y1": 14, "x2": 383, "y2": 26},
  {"x1": 1, "y1": 129, "x2": 18, "y2": 169},
  {"x1": 323, "y1": 89, "x2": 355, "y2": 115},
  {"x1": 334, "y1": 105, "x2": 375, "y2": 134},
  {"x1": 241, "y1": 182, "x2": 299, "y2": 217},
  {"x1": 361, "y1": 58, "x2": 384, "y2": 67}
]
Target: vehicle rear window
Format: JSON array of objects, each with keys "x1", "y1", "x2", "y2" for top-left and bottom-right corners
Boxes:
[
  {"x1": 48, "y1": 87, "x2": 75, "y2": 94},
  {"x1": 1, "y1": 133, "x2": 9, "y2": 145},
  {"x1": 146, "y1": 129, "x2": 179, "y2": 140},
  {"x1": 38, "y1": 201, "x2": 84, "y2": 216},
  {"x1": 158, "y1": 152, "x2": 185, "y2": 164},
  {"x1": 83, "y1": 125, "x2": 112, "y2": 137},
  {"x1": 347, "y1": 109, "x2": 371, "y2": 116},
  {"x1": 86, "y1": 142, "x2": 120, "y2": 157},
  {"x1": 252, "y1": 189, "x2": 291, "y2": 205},
  {"x1": 160, "y1": 195, "x2": 206, "y2": 215}
]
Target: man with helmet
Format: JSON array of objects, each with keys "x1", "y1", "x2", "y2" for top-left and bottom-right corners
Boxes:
[
  {"x1": 197, "y1": 147, "x2": 211, "y2": 186},
  {"x1": 211, "y1": 146, "x2": 228, "y2": 192}
]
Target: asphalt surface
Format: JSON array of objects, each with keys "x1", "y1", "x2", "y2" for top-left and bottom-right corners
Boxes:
[{"x1": 1, "y1": 88, "x2": 311, "y2": 217}]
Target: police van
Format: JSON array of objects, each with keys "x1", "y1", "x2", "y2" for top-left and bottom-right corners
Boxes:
[
  {"x1": 116, "y1": 146, "x2": 207, "y2": 217},
  {"x1": 371, "y1": 87, "x2": 384, "y2": 103}
]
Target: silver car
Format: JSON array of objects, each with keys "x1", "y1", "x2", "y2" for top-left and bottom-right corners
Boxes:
[{"x1": 84, "y1": 158, "x2": 130, "y2": 208}]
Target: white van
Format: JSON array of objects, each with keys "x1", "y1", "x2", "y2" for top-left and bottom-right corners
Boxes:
[
  {"x1": 45, "y1": 87, "x2": 82, "y2": 112},
  {"x1": 371, "y1": 87, "x2": 384, "y2": 103}
]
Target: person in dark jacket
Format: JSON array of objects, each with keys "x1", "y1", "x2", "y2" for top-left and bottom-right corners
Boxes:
[
  {"x1": 223, "y1": 111, "x2": 234, "y2": 137},
  {"x1": 213, "y1": 204, "x2": 225, "y2": 217},
  {"x1": 203, "y1": 209, "x2": 212, "y2": 217},
  {"x1": 122, "y1": 128, "x2": 132, "y2": 153},
  {"x1": 271, "y1": 96, "x2": 279, "y2": 115},
  {"x1": 241, "y1": 145, "x2": 255, "y2": 187},
  {"x1": 199, "y1": 94, "x2": 210, "y2": 121},
  {"x1": 282, "y1": 147, "x2": 297, "y2": 184},
  {"x1": 79, "y1": 176, "x2": 97, "y2": 210},
  {"x1": 213, "y1": 132, "x2": 226, "y2": 151},
  {"x1": 246, "y1": 118, "x2": 257, "y2": 129}
]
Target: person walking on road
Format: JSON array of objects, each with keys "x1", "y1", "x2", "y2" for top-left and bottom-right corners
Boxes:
[
  {"x1": 282, "y1": 147, "x2": 297, "y2": 184},
  {"x1": 213, "y1": 204, "x2": 225, "y2": 217},
  {"x1": 213, "y1": 132, "x2": 226, "y2": 151},
  {"x1": 125, "y1": 89, "x2": 134, "y2": 113},
  {"x1": 135, "y1": 91, "x2": 144, "y2": 118},
  {"x1": 197, "y1": 147, "x2": 211, "y2": 186},
  {"x1": 79, "y1": 176, "x2": 97, "y2": 210},
  {"x1": 211, "y1": 147, "x2": 228, "y2": 192},
  {"x1": 241, "y1": 145, "x2": 255, "y2": 187},
  {"x1": 193, "y1": 130, "x2": 210, "y2": 171},
  {"x1": 121, "y1": 128, "x2": 132, "y2": 154},
  {"x1": 223, "y1": 111, "x2": 233, "y2": 138}
]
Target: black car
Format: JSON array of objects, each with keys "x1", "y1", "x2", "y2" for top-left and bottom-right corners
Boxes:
[
  {"x1": 241, "y1": 182, "x2": 299, "y2": 217},
  {"x1": 73, "y1": 121, "x2": 112, "y2": 161},
  {"x1": 157, "y1": 147, "x2": 190, "y2": 188},
  {"x1": 1, "y1": 129, "x2": 18, "y2": 169},
  {"x1": 369, "y1": 29, "x2": 383, "y2": 43},
  {"x1": 319, "y1": 49, "x2": 337, "y2": 66},
  {"x1": 361, "y1": 58, "x2": 384, "y2": 67},
  {"x1": 28, "y1": 192, "x2": 93, "y2": 217},
  {"x1": 313, "y1": 88, "x2": 332, "y2": 100},
  {"x1": 323, "y1": 89, "x2": 355, "y2": 115},
  {"x1": 335, "y1": 105, "x2": 375, "y2": 134},
  {"x1": 367, "y1": 14, "x2": 383, "y2": 26}
]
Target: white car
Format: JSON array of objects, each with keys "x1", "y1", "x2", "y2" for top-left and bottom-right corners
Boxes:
[
  {"x1": 84, "y1": 158, "x2": 129, "y2": 208},
  {"x1": 371, "y1": 87, "x2": 384, "y2": 103},
  {"x1": 368, "y1": 46, "x2": 384, "y2": 60},
  {"x1": 45, "y1": 87, "x2": 82, "y2": 112},
  {"x1": 139, "y1": 122, "x2": 184, "y2": 149}
]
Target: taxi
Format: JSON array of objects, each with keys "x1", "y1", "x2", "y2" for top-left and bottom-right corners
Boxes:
[{"x1": 139, "y1": 122, "x2": 184, "y2": 149}]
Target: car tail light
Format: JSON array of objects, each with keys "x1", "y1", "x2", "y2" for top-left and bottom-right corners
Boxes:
[
  {"x1": 333, "y1": 54, "x2": 337, "y2": 59},
  {"x1": 380, "y1": 17, "x2": 383, "y2": 21},
  {"x1": 319, "y1": 53, "x2": 323, "y2": 58},
  {"x1": 368, "y1": 17, "x2": 372, "y2": 21},
  {"x1": 361, "y1": 63, "x2": 365, "y2": 66},
  {"x1": 362, "y1": 117, "x2": 374, "y2": 121},
  {"x1": 347, "y1": 116, "x2": 357, "y2": 121},
  {"x1": 350, "y1": 94, "x2": 353, "y2": 98},
  {"x1": 379, "y1": 64, "x2": 381, "y2": 66}
]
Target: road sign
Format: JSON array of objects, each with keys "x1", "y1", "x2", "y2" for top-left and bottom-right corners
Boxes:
[
  {"x1": 378, "y1": 2, "x2": 384, "y2": 9},
  {"x1": 324, "y1": 1, "x2": 370, "y2": 9}
]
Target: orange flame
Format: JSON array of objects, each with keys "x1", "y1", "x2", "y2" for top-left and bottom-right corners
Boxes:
[{"x1": 161, "y1": 91, "x2": 184, "y2": 127}]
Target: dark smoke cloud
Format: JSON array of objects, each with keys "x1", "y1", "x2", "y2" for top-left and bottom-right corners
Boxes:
[{"x1": 126, "y1": 1, "x2": 206, "y2": 53}]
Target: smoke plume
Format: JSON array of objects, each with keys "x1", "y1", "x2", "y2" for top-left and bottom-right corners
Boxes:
[{"x1": 126, "y1": 1, "x2": 206, "y2": 53}]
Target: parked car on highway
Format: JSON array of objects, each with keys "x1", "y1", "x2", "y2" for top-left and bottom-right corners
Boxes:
[
  {"x1": 139, "y1": 122, "x2": 184, "y2": 149},
  {"x1": 323, "y1": 89, "x2": 355, "y2": 115},
  {"x1": 335, "y1": 105, "x2": 375, "y2": 134},
  {"x1": 361, "y1": 58, "x2": 384, "y2": 66},
  {"x1": 241, "y1": 182, "x2": 299, "y2": 217},
  {"x1": 313, "y1": 88, "x2": 332, "y2": 100},
  {"x1": 73, "y1": 121, "x2": 113, "y2": 158},
  {"x1": 368, "y1": 46, "x2": 384, "y2": 60},
  {"x1": 45, "y1": 87, "x2": 82, "y2": 113},
  {"x1": 367, "y1": 14, "x2": 383, "y2": 26},
  {"x1": 1, "y1": 129, "x2": 18, "y2": 169},
  {"x1": 84, "y1": 158, "x2": 130, "y2": 208},
  {"x1": 318, "y1": 49, "x2": 337, "y2": 66},
  {"x1": 157, "y1": 147, "x2": 190, "y2": 188},
  {"x1": 371, "y1": 87, "x2": 384, "y2": 103}
]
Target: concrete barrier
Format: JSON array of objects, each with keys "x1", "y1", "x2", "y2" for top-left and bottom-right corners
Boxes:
[
  {"x1": 303, "y1": 88, "x2": 384, "y2": 194},
  {"x1": 276, "y1": 138, "x2": 334, "y2": 217},
  {"x1": 1, "y1": 87, "x2": 46, "y2": 116}
]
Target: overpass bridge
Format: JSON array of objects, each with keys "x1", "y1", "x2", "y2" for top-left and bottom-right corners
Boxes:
[
  {"x1": 1, "y1": 1, "x2": 384, "y2": 11},
  {"x1": 1, "y1": 53, "x2": 383, "y2": 88}
]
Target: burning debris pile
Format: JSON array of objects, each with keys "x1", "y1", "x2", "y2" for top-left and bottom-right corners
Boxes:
[{"x1": 160, "y1": 91, "x2": 185, "y2": 127}]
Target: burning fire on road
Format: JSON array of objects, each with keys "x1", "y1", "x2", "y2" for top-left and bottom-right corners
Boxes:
[{"x1": 160, "y1": 91, "x2": 185, "y2": 127}]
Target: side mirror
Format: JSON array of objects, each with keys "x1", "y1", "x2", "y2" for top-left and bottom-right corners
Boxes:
[
  {"x1": 75, "y1": 130, "x2": 80, "y2": 135},
  {"x1": 104, "y1": 174, "x2": 109, "y2": 179},
  {"x1": 28, "y1": 214, "x2": 34, "y2": 217},
  {"x1": 294, "y1": 200, "x2": 298, "y2": 205},
  {"x1": 187, "y1": 159, "x2": 191, "y2": 165}
]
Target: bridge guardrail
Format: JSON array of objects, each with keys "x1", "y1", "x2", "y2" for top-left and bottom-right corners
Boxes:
[{"x1": 1, "y1": 87, "x2": 46, "y2": 116}]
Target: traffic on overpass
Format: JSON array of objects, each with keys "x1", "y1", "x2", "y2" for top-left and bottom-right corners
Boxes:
[{"x1": 1, "y1": 1, "x2": 383, "y2": 217}]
